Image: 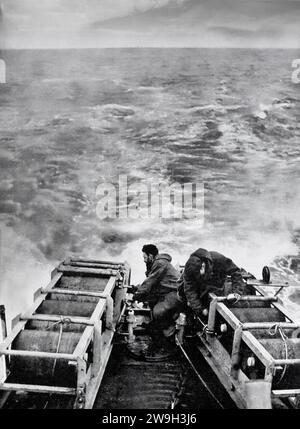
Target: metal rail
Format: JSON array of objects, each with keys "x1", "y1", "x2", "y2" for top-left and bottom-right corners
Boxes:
[
  {"x1": 175, "y1": 334, "x2": 224, "y2": 409},
  {"x1": 0, "y1": 258, "x2": 130, "y2": 409},
  {"x1": 197, "y1": 289, "x2": 300, "y2": 408}
]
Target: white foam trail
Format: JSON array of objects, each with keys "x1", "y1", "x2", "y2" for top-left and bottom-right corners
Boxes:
[{"x1": 0, "y1": 227, "x2": 54, "y2": 330}]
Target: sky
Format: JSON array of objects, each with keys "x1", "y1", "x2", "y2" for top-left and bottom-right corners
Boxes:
[{"x1": 0, "y1": 0, "x2": 300, "y2": 49}]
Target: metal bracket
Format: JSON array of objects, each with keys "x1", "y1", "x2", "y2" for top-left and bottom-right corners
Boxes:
[
  {"x1": 265, "y1": 364, "x2": 276, "y2": 384},
  {"x1": 207, "y1": 297, "x2": 218, "y2": 337},
  {"x1": 231, "y1": 324, "x2": 243, "y2": 380},
  {"x1": 11, "y1": 314, "x2": 21, "y2": 330},
  {"x1": 33, "y1": 287, "x2": 43, "y2": 301},
  {"x1": 74, "y1": 383, "x2": 86, "y2": 409},
  {"x1": 115, "y1": 268, "x2": 125, "y2": 288}
]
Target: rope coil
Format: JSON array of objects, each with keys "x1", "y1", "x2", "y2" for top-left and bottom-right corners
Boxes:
[
  {"x1": 43, "y1": 317, "x2": 72, "y2": 409},
  {"x1": 268, "y1": 323, "x2": 289, "y2": 386},
  {"x1": 45, "y1": 317, "x2": 72, "y2": 377}
]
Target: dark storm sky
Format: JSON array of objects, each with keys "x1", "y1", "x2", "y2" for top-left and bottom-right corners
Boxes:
[{"x1": 0, "y1": 0, "x2": 300, "y2": 48}]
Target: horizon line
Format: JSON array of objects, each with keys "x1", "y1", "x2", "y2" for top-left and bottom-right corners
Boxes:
[{"x1": 1, "y1": 46, "x2": 300, "y2": 51}]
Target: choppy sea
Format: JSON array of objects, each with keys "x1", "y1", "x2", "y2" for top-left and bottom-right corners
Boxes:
[{"x1": 0, "y1": 48, "x2": 300, "y2": 323}]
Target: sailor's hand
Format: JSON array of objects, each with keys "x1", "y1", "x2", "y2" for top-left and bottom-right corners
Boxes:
[
  {"x1": 132, "y1": 300, "x2": 144, "y2": 309},
  {"x1": 226, "y1": 293, "x2": 241, "y2": 303},
  {"x1": 126, "y1": 295, "x2": 134, "y2": 305},
  {"x1": 194, "y1": 308, "x2": 207, "y2": 318},
  {"x1": 128, "y1": 284, "x2": 139, "y2": 294}
]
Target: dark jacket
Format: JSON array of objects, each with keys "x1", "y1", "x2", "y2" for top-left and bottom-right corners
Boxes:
[
  {"x1": 178, "y1": 248, "x2": 245, "y2": 314},
  {"x1": 134, "y1": 254, "x2": 180, "y2": 307}
]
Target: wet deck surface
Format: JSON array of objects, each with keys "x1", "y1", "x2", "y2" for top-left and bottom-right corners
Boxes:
[{"x1": 94, "y1": 342, "x2": 236, "y2": 410}]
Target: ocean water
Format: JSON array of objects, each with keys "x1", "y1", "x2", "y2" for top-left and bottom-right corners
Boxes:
[{"x1": 0, "y1": 48, "x2": 300, "y2": 323}]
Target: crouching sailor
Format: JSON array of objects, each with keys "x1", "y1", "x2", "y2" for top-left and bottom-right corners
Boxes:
[
  {"x1": 178, "y1": 248, "x2": 254, "y2": 318},
  {"x1": 132, "y1": 244, "x2": 183, "y2": 342}
]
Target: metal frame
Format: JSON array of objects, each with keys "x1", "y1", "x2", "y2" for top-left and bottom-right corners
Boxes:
[
  {"x1": 199, "y1": 289, "x2": 300, "y2": 408},
  {"x1": 196, "y1": 334, "x2": 248, "y2": 409},
  {"x1": 0, "y1": 258, "x2": 130, "y2": 409}
]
